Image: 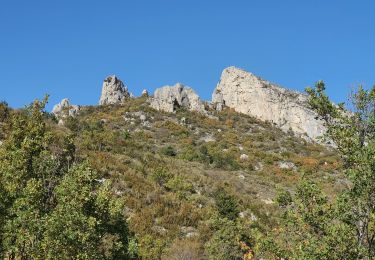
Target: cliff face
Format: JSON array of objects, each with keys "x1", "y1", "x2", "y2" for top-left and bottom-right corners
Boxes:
[{"x1": 212, "y1": 67, "x2": 325, "y2": 140}]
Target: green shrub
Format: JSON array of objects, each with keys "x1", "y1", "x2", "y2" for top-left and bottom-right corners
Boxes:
[
  {"x1": 150, "y1": 167, "x2": 172, "y2": 186},
  {"x1": 179, "y1": 146, "x2": 200, "y2": 161},
  {"x1": 122, "y1": 130, "x2": 131, "y2": 140},
  {"x1": 213, "y1": 189, "x2": 239, "y2": 220},
  {"x1": 165, "y1": 176, "x2": 193, "y2": 194},
  {"x1": 64, "y1": 116, "x2": 80, "y2": 132},
  {"x1": 276, "y1": 189, "x2": 293, "y2": 207},
  {"x1": 161, "y1": 145, "x2": 177, "y2": 157},
  {"x1": 0, "y1": 101, "x2": 9, "y2": 122},
  {"x1": 204, "y1": 217, "x2": 243, "y2": 260}
]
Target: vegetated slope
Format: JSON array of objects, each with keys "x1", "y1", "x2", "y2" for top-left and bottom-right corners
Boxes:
[{"x1": 52, "y1": 97, "x2": 343, "y2": 258}]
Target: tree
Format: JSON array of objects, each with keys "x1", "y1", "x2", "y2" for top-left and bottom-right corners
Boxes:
[
  {"x1": 307, "y1": 83, "x2": 375, "y2": 258},
  {"x1": 267, "y1": 179, "x2": 357, "y2": 259},
  {"x1": 0, "y1": 97, "x2": 131, "y2": 259},
  {"x1": 265, "y1": 83, "x2": 375, "y2": 259}
]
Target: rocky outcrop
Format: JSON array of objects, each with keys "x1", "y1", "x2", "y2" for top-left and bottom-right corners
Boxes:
[
  {"x1": 52, "y1": 98, "x2": 80, "y2": 118},
  {"x1": 142, "y1": 89, "x2": 149, "y2": 97},
  {"x1": 150, "y1": 83, "x2": 206, "y2": 113},
  {"x1": 52, "y1": 98, "x2": 80, "y2": 125},
  {"x1": 212, "y1": 66, "x2": 325, "y2": 140},
  {"x1": 99, "y1": 75, "x2": 129, "y2": 105}
]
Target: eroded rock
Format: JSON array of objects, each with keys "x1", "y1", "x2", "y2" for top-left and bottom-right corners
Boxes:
[
  {"x1": 150, "y1": 83, "x2": 206, "y2": 113},
  {"x1": 142, "y1": 89, "x2": 149, "y2": 97},
  {"x1": 99, "y1": 75, "x2": 129, "y2": 105},
  {"x1": 212, "y1": 66, "x2": 326, "y2": 141},
  {"x1": 52, "y1": 98, "x2": 80, "y2": 120}
]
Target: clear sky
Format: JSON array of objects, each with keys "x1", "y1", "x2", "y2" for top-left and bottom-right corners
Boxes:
[{"x1": 1, "y1": 0, "x2": 374, "y2": 111}]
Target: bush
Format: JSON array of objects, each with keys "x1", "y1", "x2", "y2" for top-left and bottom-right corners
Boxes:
[
  {"x1": 204, "y1": 217, "x2": 242, "y2": 260},
  {"x1": 150, "y1": 167, "x2": 172, "y2": 186},
  {"x1": 122, "y1": 130, "x2": 131, "y2": 140},
  {"x1": 276, "y1": 189, "x2": 293, "y2": 207},
  {"x1": 64, "y1": 116, "x2": 80, "y2": 132},
  {"x1": 0, "y1": 101, "x2": 9, "y2": 122},
  {"x1": 165, "y1": 176, "x2": 194, "y2": 196},
  {"x1": 179, "y1": 146, "x2": 200, "y2": 161},
  {"x1": 161, "y1": 145, "x2": 177, "y2": 157},
  {"x1": 213, "y1": 189, "x2": 239, "y2": 220}
]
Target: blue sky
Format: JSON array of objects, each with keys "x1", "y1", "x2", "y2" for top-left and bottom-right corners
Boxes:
[{"x1": 1, "y1": 0, "x2": 374, "y2": 111}]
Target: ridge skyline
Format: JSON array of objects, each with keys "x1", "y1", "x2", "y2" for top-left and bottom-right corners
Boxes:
[
  {"x1": 1, "y1": 1, "x2": 374, "y2": 111},
  {"x1": 2, "y1": 64, "x2": 370, "y2": 112}
]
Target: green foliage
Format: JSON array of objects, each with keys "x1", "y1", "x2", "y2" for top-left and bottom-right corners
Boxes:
[
  {"x1": 180, "y1": 144, "x2": 240, "y2": 170},
  {"x1": 276, "y1": 189, "x2": 292, "y2": 207},
  {"x1": 43, "y1": 164, "x2": 129, "y2": 259},
  {"x1": 64, "y1": 116, "x2": 80, "y2": 132},
  {"x1": 266, "y1": 180, "x2": 358, "y2": 259},
  {"x1": 0, "y1": 101, "x2": 9, "y2": 122},
  {"x1": 80, "y1": 120, "x2": 119, "y2": 152},
  {"x1": 264, "y1": 83, "x2": 375, "y2": 259},
  {"x1": 138, "y1": 234, "x2": 167, "y2": 259},
  {"x1": 205, "y1": 221, "x2": 241, "y2": 259},
  {"x1": 307, "y1": 83, "x2": 375, "y2": 258},
  {"x1": 214, "y1": 189, "x2": 239, "y2": 221},
  {"x1": 0, "y1": 93, "x2": 351, "y2": 258},
  {"x1": 179, "y1": 145, "x2": 200, "y2": 161},
  {"x1": 204, "y1": 217, "x2": 249, "y2": 260},
  {"x1": 160, "y1": 145, "x2": 177, "y2": 157},
  {"x1": 122, "y1": 130, "x2": 131, "y2": 140},
  {"x1": 165, "y1": 175, "x2": 193, "y2": 194},
  {"x1": 150, "y1": 167, "x2": 172, "y2": 186},
  {"x1": 0, "y1": 97, "x2": 130, "y2": 259},
  {"x1": 127, "y1": 237, "x2": 139, "y2": 258}
]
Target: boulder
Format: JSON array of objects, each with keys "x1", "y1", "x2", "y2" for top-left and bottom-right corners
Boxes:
[
  {"x1": 52, "y1": 98, "x2": 80, "y2": 119},
  {"x1": 212, "y1": 66, "x2": 326, "y2": 140},
  {"x1": 150, "y1": 83, "x2": 206, "y2": 113},
  {"x1": 99, "y1": 75, "x2": 129, "y2": 105}
]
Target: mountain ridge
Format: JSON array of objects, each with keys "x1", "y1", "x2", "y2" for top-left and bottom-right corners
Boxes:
[{"x1": 53, "y1": 66, "x2": 326, "y2": 141}]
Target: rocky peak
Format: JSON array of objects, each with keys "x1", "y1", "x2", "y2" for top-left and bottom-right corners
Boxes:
[
  {"x1": 212, "y1": 66, "x2": 325, "y2": 140},
  {"x1": 52, "y1": 98, "x2": 80, "y2": 124},
  {"x1": 99, "y1": 75, "x2": 129, "y2": 105},
  {"x1": 150, "y1": 83, "x2": 206, "y2": 113},
  {"x1": 142, "y1": 89, "x2": 149, "y2": 97}
]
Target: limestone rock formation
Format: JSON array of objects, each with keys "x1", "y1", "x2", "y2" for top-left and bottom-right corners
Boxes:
[
  {"x1": 150, "y1": 83, "x2": 206, "y2": 113},
  {"x1": 212, "y1": 66, "x2": 325, "y2": 140},
  {"x1": 99, "y1": 75, "x2": 129, "y2": 105},
  {"x1": 142, "y1": 89, "x2": 149, "y2": 97},
  {"x1": 52, "y1": 98, "x2": 80, "y2": 119}
]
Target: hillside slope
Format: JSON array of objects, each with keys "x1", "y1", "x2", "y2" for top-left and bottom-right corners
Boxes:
[{"x1": 51, "y1": 96, "x2": 343, "y2": 258}]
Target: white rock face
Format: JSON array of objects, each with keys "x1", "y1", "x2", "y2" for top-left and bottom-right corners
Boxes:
[
  {"x1": 212, "y1": 67, "x2": 325, "y2": 140},
  {"x1": 99, "y1": 75, "x2": 129, "y2": 105},
  {"x1": 150, "y1": 83, "x2": 206, "y2": 113},
  {"x1": 52, "y1": 98, "x2": 80, "y2": 119}
]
